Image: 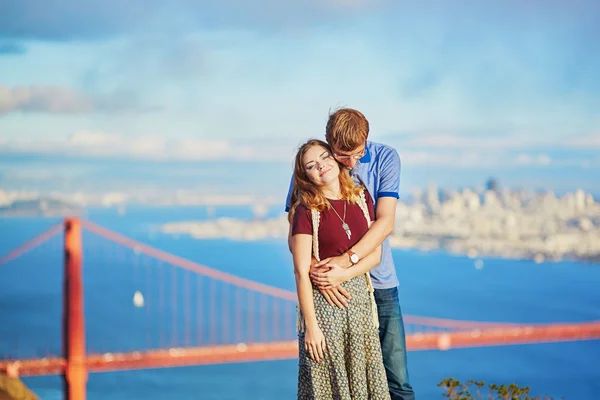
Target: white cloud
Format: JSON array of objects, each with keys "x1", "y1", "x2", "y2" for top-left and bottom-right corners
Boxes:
[
  {"x1": 0, "y1": 131, "x2": 296, "y2": 162},
  {"x1": 400, "y1": 134, "x2": 545, "y2": 150},
  {"x1": 0, "y1": 84, "x2": 92, "y2": 114},
  {"x1": 67, "y1": 130, "x2": 123, "y2": 146},
  {"x1": 401, "y1": 150, "x2": 495, "y2": 168},
  {"x1": 513, "y1": 153, "x2": 552, "y2": 166},
  {"x1": 3, "y1": 130, "x2": 598, "y2": 171},
  {"x1": 567, "y1": 133, "x2": 600, "y2": 148},
  {"x1": 581, "y1": 157, "x2": 600, "y2": 169},
  {"x1": 0, "y1": 84, "x2": 159, "y2": 115}
]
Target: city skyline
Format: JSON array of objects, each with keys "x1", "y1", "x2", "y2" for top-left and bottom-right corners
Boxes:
[{"x1": 1, "y1": 1, "x2": 599, "y2": 194}]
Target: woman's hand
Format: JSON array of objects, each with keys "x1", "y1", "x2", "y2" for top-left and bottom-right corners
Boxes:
[
  {"x1": 310, "y1": 263, "x2": 349, "y2": 289},
  {"x1": 304, "y1": 324, "x2": 326, "y2": 363}
]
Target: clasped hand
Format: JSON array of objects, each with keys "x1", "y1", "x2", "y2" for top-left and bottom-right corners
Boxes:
[
  {"x1": 310, "y1": 263, "x2": 348, "y2": 289},
  {"x1": 310, "y1": 256, "x2": 352, "y2": 308}
]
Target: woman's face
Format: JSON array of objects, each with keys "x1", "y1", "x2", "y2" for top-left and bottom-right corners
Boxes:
[{"x1": 302, "y1": 145, "x2": 339, "y2": 187}]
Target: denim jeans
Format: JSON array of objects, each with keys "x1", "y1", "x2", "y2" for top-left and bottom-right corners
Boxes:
[{"x1": 374, "y1": 287, "x2": 415, "y2": 400}]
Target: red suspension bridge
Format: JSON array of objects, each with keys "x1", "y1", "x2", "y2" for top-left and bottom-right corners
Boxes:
[{"x1": 1, "y1": 218, "x2": 599, "y2": 400}]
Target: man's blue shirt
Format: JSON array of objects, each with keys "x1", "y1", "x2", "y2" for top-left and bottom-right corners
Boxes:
[{"x1": 285, "y1": 141, "x2": 401, "y2": 289}]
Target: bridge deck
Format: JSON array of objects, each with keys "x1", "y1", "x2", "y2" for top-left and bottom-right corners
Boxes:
[{"x1": 3, "y1": 322, "x2": 599, "y2": 377}]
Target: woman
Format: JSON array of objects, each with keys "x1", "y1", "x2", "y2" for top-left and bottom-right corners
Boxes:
[{"x1": 290, "y1": 139, "x2": 390, "y2": 400}]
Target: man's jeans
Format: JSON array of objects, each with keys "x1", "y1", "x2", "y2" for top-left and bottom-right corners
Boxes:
[{"x1": 374, "y1": 287, "x2": 415, "y2": 400}]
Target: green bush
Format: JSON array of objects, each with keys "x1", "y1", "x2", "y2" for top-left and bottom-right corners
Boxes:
[
  {"x1": 438, "y1": 378, "x2": 562, "y2": 400},
  {"x1": 0, "y1": 374, "x2": 39, "y2": 400}
]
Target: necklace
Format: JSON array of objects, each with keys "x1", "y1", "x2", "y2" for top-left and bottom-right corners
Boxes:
[{"x1": 328, "y1": 199, "x2": 351, "y2": 240}]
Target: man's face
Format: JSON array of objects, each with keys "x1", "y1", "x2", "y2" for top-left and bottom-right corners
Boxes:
[{"x1": 331, "y1": 142, "x2": 366, "y2": 170}]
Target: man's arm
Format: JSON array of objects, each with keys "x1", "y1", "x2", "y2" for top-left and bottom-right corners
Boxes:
[
  {"x1": 311, "y1": 245, "x2": 382, "y2": 289},
  {"x1": 344, "y1": 243, "x2": 383, "y2": 280},
  {"x1": 345, "y1": 197, "x2": 396, "y2": 264}
]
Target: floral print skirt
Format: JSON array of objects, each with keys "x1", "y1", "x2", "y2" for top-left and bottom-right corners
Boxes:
[{"x1": 297, "y1": 275, "x2": 391, "y2": 400}]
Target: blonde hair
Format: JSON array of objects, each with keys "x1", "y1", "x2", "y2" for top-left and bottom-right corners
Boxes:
[
  {"x1": 325, "y1": 108, "x2": 369, "y2": 152},
  {"x1": 290, "y1": 139, "x2": 363, "y2": 217}
]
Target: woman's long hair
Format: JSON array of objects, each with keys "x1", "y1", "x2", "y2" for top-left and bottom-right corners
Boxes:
[{"x1": 289, "y1": 139, "x2": 363, "y2": 218}]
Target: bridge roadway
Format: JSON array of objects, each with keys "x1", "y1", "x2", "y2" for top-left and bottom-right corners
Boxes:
[{"x1": 3, "y1": 321, "x2": 600, "y2": 377}]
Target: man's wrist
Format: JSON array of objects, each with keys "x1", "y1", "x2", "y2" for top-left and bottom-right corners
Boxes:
[{"x1": 346, "y1": 249, "x2": 360, "y2": 267}]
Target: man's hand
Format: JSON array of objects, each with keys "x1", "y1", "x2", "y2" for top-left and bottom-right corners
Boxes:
[
  {"x1": 310, "y1": 258, "x2": 351, "y2": 308},
  {"x1": 311, "y1": 264, "x2": 349, "y2": 289},
  {"x1": 313, "y1": 253, "x2": 352, "y2": 269}
]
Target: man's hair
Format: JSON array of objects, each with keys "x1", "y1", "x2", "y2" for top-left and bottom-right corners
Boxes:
[
  {"x1": 289, "y1": 139, "x2": 363, "y2": 218},
  {"x1": 325, "y1": 108, "x2": 369, "y2": 152}
]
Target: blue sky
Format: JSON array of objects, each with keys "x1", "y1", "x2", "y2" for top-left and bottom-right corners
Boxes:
[{"x1": 0, "y1": 0, "x2": 599, "y2": 197}]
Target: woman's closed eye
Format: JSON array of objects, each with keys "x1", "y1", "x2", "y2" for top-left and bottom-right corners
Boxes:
[{"x1": 305, "y1": 151, "x2": 332, "y2": 171}]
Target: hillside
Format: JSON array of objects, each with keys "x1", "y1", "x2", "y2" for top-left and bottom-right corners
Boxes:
[{"x1": 0, "y1": 198, "x2": 82, "y2": 217}]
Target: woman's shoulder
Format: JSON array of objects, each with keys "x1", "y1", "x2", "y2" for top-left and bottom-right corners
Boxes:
[
  {"x1": 293, "y1": 202, "x2": 314, "y2": 217},
  {"x1": 295, "y1": 202, "x2": 309, "y2": 211}
]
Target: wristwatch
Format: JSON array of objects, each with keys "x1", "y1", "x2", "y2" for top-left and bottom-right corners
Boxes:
[{"x1": 347, "y1": 249, "x2": 360, "y2": 265}]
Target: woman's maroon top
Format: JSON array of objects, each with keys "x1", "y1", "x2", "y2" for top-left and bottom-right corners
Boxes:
[{"x1": 292, "y1": 192, "x2": 375, "y2": 260}]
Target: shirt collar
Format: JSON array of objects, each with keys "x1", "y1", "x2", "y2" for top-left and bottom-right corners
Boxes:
[
  {"x1": 349, "y1": 142, "x2": 371, "y2": 174},
  {"x1": 359, "y1": 142, "x2": 371, "y2": 163}
]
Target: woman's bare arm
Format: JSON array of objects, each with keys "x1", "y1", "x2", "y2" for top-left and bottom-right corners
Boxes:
[{"x1": 292, "y1": 233, "x2": 318, "y2": 329}]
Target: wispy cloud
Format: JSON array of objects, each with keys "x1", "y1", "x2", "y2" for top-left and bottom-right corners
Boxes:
[
  {"x1": 0, "y1": 84, "x2": 93, "y2": 113},
  {"x1": 513, "y1": 153, "x2": 552, "y2": 166},
  {"x1": 567, "y1": 133, "x2": 600, "y2": 148},
  {"x1": 399, "y1": 134, "x2": 547, "y2": 150},
  {"x1": 3, "y1": 131, "x2": 597, "y2": 171},
  {"x1": 0, "y1": 130, "x2": 296, "y2": 162},
  {"x1": 401, "y1": 150, "x2": 493, "y2": 168},
  {"x1": 0, "y1": 84, "x2": 161, "y2": 115}
]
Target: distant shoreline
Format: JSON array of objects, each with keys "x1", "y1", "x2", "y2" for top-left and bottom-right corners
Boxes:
[
  {"x1": 0, "y1": 198, "x2": 83, "y2": 219},
  {"x1": 0, "y1": 210, "x2": 84, "y2": 218},
  {"x1": 160, "y1": 217, "x2": 600, "y2": 265}
]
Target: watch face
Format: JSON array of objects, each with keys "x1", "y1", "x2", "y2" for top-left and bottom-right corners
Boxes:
[{"x1": 350, "y1": 254, "x2": 359, "y2": 263}]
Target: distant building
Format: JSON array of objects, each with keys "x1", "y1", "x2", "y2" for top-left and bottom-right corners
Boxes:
[{"x1": 485, "y1": 178, "x2": 499, "y2": 192}]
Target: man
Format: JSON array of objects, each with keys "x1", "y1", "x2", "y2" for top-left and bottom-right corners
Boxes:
[{"x1": 285, "y1": 108, "x2": 415, "y2": 400}]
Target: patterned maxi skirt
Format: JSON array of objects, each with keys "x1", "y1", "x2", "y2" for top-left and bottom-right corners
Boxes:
[{"x1": 297, "y1": 275, "x2": 391, "y2": 400}]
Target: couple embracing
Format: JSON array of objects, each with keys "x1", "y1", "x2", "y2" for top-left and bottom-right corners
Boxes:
[{"x1": 286, "y1": 108, "x2": 415, "y2": 400}]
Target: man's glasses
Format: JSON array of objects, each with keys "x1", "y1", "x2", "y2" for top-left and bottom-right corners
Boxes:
[{"x1": 333, "y1": 149, "x2": 365, "y2": 161}]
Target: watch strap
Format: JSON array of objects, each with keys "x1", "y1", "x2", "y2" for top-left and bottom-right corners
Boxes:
[{"x1": 347, "y1": 249, "x2": 359, "y2": 264}]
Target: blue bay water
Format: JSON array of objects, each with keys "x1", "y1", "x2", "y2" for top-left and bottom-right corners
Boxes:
[{"x1": 1, "y1": 206, "x2": 599, "y2": 399}]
